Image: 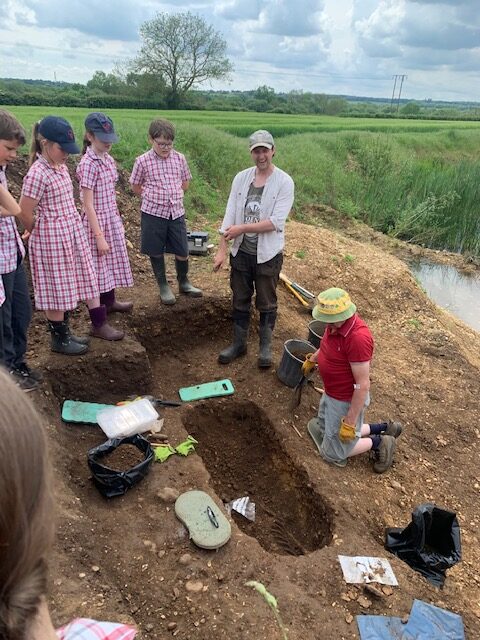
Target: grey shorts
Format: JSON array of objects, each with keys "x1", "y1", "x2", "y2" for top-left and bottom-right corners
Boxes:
[
  {"x1": 317, "y1": 392, "x2": 370, "y2": 464},
  {"x1": 141, "y1": 213, "x2": 189, "y2": 257}
]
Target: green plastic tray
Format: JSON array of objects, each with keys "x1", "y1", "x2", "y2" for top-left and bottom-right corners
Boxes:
[
  {"x1": 62, "y1": 400, "x2": 113, "y2": 424},
  {"x1": 178, "y1": 379, "x2": 234, "y2": 402}
]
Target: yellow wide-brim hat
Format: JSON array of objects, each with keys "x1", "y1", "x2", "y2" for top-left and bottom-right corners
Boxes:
[{"x1": 312, "y1": 287, "x2": 356, "y2": 323}]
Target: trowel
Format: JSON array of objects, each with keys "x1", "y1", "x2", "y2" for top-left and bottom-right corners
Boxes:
[{"x1": 289, "y1": 355, "x2": 316, "y2": 415}]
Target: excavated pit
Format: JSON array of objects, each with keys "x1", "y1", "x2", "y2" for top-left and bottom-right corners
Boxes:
[
  {"x1": 45, "y1": 296, "x2": 334, "y2": 559},
  {"x1": 183, "y1": 399, "x2": 334, "y2": 556}
]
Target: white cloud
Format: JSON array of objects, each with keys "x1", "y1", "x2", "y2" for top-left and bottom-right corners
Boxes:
[
  {"x1": 216, "y1": 0, "x2": 261, "y2": 21},
  {"x1": 0, "y1": 0, "x2": 479, "y2": 101},
  {"x1": 20, "y1": 0, "x2": 144, "y2": 40}
]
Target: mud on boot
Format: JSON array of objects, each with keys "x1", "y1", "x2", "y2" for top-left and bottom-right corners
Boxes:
[
  {"x1": 48, "y1": 320, "x2": 89, "y2": 355},
  {"x1": 373, "y1": 434, "x2": 396, "y2": 474},
  {"x1": 218, "y1": 324, "x2": 248, "y2": 364},
  {"x1": 176, "y1": 258, "x2": 202, "y2": 297}
]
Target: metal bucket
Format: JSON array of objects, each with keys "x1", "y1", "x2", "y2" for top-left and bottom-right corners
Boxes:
[
  {"x1": 307, "y1": 320, "x2": 327, "y2": 348},
  {"x1": 276, "y1": 339, "x2": 316, "y2": 388}
]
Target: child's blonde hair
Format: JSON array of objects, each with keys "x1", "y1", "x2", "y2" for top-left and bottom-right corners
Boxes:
[{"x1": 0, "y1": 369, "x2": 54, "y2": 639}]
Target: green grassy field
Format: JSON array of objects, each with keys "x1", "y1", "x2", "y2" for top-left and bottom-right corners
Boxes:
[{"x1": 5, "y1": 105, "x2": 480, "y2": 255}]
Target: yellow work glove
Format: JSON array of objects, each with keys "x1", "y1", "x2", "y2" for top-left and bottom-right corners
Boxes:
[
  {"x1": 301, "y1": 353, "x2": 316, "y2": 377},
  {"x1": 339, "y1": 417, "x2": 356, "y2": 443}
]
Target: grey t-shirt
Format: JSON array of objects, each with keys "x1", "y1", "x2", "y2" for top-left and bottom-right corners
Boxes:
[{"x1": 239, "y1": 183, "x2": 264, "y2": 255}]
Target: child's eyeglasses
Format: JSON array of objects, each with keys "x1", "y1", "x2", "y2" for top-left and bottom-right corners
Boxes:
[{"x1": 154, "y1": 140, "x2": 173, "y2": 149}]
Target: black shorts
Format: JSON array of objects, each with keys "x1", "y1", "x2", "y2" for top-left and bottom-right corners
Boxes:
[{"x1": 140, "y1": 213, "x2": 189, "y2": 257}]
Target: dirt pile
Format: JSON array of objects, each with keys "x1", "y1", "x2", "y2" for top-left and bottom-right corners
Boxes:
[{"x1": 5, "y1": 158, "x2": 480, "y2": 639}]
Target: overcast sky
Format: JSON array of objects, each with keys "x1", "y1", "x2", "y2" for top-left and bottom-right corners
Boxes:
[{"x1": 0, "y1": 0, "x2": 479, "y2": 102}]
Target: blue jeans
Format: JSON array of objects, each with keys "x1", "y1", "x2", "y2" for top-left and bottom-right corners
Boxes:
[{"x1": 0, "y1": 258, "x2": 32, "y2": 369}]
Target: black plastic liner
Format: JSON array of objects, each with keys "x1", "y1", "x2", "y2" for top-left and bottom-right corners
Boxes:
[
  {"x1": 385, "y1": 503, "x2": 461, "y2": 587},
  {"x1": 88, "y1": 434, "x2": 154, "y2": 498}
]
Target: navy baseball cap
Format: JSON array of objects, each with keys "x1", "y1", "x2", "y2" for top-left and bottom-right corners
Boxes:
[
  {"x1": 85, "y1": 112, "x2": 118, "y2": 143},
  {"x1": 38, "y1": 116, "x2": 80, "y2": 154}
]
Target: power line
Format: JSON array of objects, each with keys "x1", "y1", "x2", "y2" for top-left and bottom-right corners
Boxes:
[
  {"x1": 0, "y1": 41, "x2": 131, "y2": 62},
  {"x1": 0, "y1": 41, "x2": 387, "y2": 83}
]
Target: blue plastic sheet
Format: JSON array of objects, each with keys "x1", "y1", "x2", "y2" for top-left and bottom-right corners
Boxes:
[
  {"x1": 356, "y1": 615, "x2": 404, "y2": 640},
  {"x1": 357, "y1": 599, "x2": 464, "y2": 640}
]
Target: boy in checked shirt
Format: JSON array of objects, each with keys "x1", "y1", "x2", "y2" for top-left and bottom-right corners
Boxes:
[{"x1": 130, "y1": 119, "x2": 202, "y2": 305}]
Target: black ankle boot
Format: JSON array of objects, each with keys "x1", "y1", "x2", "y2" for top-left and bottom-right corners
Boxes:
[
  {"x1": 48, "y1": 320, "x2": 88, "y2": 355},
  {"x1": 64, "y1": 312, "x2": 89, "y2": 345}
]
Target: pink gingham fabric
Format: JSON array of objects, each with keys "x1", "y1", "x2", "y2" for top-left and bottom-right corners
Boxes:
[
  {"x1": 56, "y1": 617, "x2": 136, "y2": 639},
  {"x1": 0, "y1": 278, "x2": 5, "y2": 306},
  {"x1": 0, "y1": 167, "x2": 25, "y2": 275},
  {"x1": 21, "y1": 155, "x2": 99, "y2": 310},
  {"x1": 77, "y1": 148, "x2": 133, "y2": 292},
  {"x1": 129, "y1": 149, "x2": 191, "y2": 219},
  {"x1": 77, "y1": 147, "x2": 119, "y2": 215}
]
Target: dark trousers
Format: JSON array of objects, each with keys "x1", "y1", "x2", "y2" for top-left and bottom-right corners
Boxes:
[
  {"x1": 230, "y1": 251, "x2": 283, "y2": 318},
  {"x1": 0, "y1": 259, "x2": 32, "y2": 369}
]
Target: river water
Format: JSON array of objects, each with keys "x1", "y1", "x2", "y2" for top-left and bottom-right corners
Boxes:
[{"x1": 409, "y1": 260, "x2": 480, "y2": 333}]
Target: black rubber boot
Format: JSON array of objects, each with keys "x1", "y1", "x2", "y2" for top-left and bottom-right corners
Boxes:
[
  {"x1": 48, "y1": 320, "x2": 89, "y2": 355},
  {"x1": 218, "y1": 323, "x2": 248, "y2": 364},
  {"x1": 150, "y1": 256, "x2": 176, "y2": 305},
  {"x1": 176, "y1": 258, "x2": 202, "y2": 297},
  {"x1": 64, "y1": 312, "x2": 89, "y2": 345},
  {"x1": 258, "y1": 311, "x2": 276, "y2": 369}
]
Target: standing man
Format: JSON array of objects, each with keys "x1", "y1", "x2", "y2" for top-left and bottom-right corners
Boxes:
[
  {"x1": 306, "y1": 288, "x2": 402, "y2": 473},
  {"x1": 214, "y1": 130, "x2": 294, "y2": 368}
]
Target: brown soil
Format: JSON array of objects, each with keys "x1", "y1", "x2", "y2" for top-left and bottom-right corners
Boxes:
[
  {"x1": 6, "y1": 157, "x2": 480, "y2": 639},
  {"x1": 101, "y1": 444, "x2": 148, "y2": 471}
]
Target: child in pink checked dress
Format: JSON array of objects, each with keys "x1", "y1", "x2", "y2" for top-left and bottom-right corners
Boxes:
[
  {"x1": 76, "y1": 113, "x2": 133, "y2": 314},
  {"x1": 19, "y1": 116, "x2": 123, "y2": 356}
]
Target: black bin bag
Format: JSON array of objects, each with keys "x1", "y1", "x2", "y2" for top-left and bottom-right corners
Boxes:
[
  {"x1": 385, "y1": 503, "x2": 461, "y2": 587},
  {"x1": 88, "y1": 434, "x2": 154, "y2": 498}
]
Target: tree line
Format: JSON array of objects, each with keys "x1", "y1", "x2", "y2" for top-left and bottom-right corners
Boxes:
[{"x1": 1, "y1": 77, "x2": 479, "y2": 120}]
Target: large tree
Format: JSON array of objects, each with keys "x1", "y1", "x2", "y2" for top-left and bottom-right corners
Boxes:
[{"x1": 133, "y1": 11, "x2": 233, "y2": 108}]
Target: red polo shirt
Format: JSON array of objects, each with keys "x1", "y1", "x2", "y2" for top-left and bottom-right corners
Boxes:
[{"x1": 317, "y1": 314, "x2": 374, "y2": 401}]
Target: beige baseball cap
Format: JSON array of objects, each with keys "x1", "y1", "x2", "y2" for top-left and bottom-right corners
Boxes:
[{"x1": 249, "y1": 129, "x2": 274, "y2": 150}]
